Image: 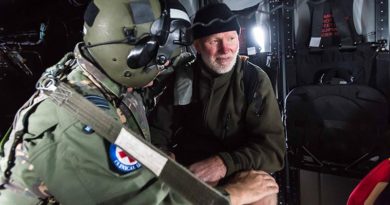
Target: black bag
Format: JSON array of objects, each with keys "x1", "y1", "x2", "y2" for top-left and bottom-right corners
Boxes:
[
  {"x1": 287, "y1": 43, "x2": 378, "y2": 90},
  {"x1": 373, "y1": 52, "x2": 390, "y2": 104},
  {"x1": 286, "y1": 76, "x2": 389, "y2": 175}
]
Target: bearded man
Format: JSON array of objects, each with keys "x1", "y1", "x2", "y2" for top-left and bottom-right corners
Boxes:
[{"x1": 149, "y1": 3, "x2": 285, "y2": 205}]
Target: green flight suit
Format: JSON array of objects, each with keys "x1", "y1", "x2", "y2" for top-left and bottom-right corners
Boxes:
[{"x1": 0, "y1": 46, "x2": 190, "y2": 205}]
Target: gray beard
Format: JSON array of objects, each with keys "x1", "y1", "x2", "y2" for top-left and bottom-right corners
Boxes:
[{"x1": 200, "y1": 49, "x2": 239, "y2": 74}]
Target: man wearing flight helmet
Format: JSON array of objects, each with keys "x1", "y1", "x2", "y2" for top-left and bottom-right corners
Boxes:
[{"x1": 0, "y1": 0, "x2": 278, "y2": 204}]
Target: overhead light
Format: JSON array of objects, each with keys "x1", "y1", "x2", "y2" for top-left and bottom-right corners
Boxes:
[{"x1": 252, "y1": 26, "x2": 266, "y2": 52}]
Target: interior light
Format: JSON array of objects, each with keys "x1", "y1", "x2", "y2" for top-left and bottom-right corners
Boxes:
[{"x1": 252, "y1": 26, "x2": 266, "y2": 52}]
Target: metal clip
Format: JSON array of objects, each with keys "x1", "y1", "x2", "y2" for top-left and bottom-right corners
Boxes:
[{"x1": 36, "y1": 76, "x2": 58, "y2": 92}]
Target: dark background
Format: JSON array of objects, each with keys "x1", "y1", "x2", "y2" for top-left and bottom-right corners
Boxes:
[{"x1": 0, "y1": 0, "x2": 90, "y2": 135}]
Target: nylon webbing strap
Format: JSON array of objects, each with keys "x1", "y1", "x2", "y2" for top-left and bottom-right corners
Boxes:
[
  {"x1": 330, "y1": 0, "x2": 354, "y2": 46},
  {"x1": 45, "y1": 82, "x2": 229, "y2": 205},
  {"x1": 375, "y1": 0, "x2": 389, "y2": 44},
  {"x1": 310, "y1": 1, "x2": 324, "y2": 47}
]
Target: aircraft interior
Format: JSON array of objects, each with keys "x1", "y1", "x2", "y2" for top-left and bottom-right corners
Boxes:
[{"x1": 0, "y1": 0, "x2": 389, "y2": 204}]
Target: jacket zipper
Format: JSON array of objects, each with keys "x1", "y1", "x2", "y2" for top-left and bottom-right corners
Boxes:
[
  {"x1": 223, "y1": 113, "x2": 231, "y2": 139},
  {"x1": 203, "y1": 81, "x2": 215, "y2": 128}
]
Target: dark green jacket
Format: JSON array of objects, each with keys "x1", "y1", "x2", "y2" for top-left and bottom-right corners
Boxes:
[
  {"x1": 149, "y1": 56, "x2": 286, "y2": 177},
  {"x1": 0, "y1": 48, "x2": 189, "y2": 205}
]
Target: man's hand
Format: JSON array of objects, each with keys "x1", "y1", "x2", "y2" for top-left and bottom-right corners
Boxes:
[
  {"x1": 188, "y1": 156, "x2": 227, "y2": 186},
  {"x1": 224, "y1": 170, "x2": 279, "y2": 205}
]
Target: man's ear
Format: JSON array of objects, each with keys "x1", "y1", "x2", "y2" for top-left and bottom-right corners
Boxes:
[{"x1": 193, "y1": 40, "x2": 201, "y2": 53}]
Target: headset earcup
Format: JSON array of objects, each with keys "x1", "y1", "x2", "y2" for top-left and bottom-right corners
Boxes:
[{"x1": 127, "y1": 40, "x2": 158, "y2": 68}]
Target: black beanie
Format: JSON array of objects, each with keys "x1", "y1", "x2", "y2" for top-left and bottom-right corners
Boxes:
[{"x1": 192, "y1": 3, "x2": 240, "y2": 40}]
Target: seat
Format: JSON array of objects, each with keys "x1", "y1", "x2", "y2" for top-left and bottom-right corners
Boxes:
[{"x1": 347, "y1": 158, "x2": 390, "y2": 205}]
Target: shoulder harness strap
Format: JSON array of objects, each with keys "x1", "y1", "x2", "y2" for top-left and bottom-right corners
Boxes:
[{"x1": 243, "y1": 59, "x2": 260, "y2": 105}]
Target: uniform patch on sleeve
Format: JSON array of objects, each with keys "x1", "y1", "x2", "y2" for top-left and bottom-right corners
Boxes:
[
  {"x1": 109, "y1": 143, "x2": 142, "y2": 173},
  {"x1": 82, "y1": 95, "x2": 110, "y2": 134},
  {"x1": 83, "y1": 95, "x2": 142, "y2": 173},
  {"x1": 84, "y1": 95, "x2": 110, "y2": 110}
]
